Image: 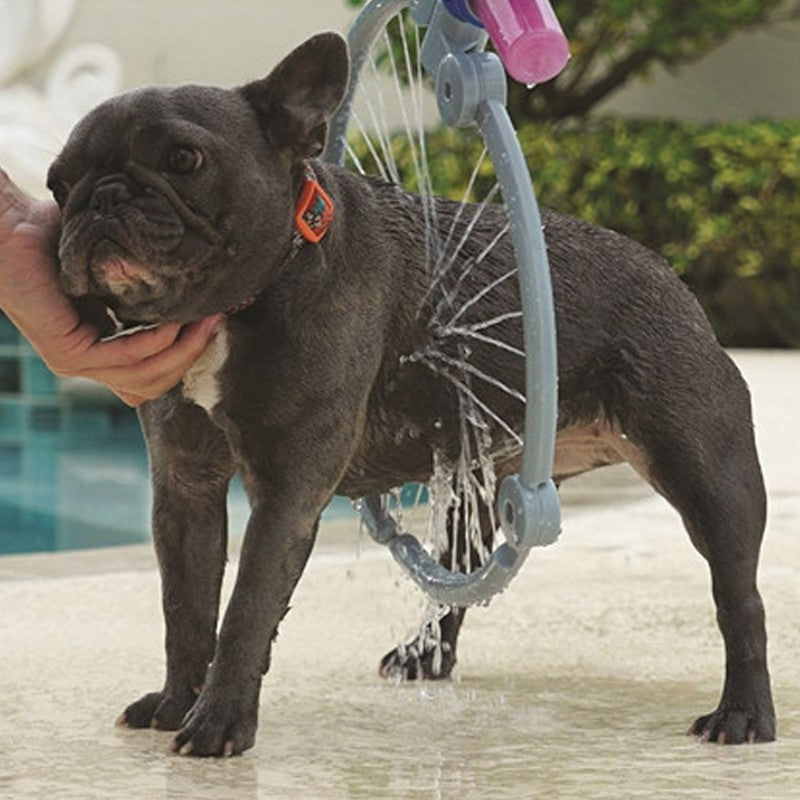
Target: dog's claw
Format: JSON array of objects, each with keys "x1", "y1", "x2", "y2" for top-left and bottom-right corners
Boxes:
[
  {"x1": 690, "y1": 706, "x2": 775, "y2": 744},
  {"x1": 169, "y1": 679, "x2": 260, "y2": 757},
  {"x1": 379, "y1": 640, "x2": 455, "y2": 682},
  {"x1": 121, "y1": 689, "x2": 197, "y2": 731}
]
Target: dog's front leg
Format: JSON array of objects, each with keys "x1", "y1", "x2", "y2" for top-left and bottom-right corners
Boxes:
[
  {"x1": 120, "y1": 396, "x2": 235, "y2": 731},
  {"x1": 170, "y1": 398, "x2": 365, "y2": 757},
  {"x1": 171, "y1": 497, "x2": 321, "y2": 757}
]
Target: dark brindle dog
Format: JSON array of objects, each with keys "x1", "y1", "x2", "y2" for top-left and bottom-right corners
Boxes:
[{"x1": 47, "y1": 33, "x2": 774, "y2": 755}]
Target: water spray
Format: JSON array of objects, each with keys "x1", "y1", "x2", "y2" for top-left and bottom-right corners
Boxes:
[{"x1": 325, "y1": 0, "x2": 568, "y2": 608}]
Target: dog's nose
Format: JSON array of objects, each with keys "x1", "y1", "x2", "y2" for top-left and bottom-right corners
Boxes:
[{"x1": 91, "y1": 178, "x2": 132, "y2": 216}]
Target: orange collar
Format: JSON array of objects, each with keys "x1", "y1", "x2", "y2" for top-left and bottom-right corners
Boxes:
[{"x1": 294, "y1": 164, "x2": 334, "y2": 243}]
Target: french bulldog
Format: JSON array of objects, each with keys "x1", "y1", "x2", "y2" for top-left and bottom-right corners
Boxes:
[{"x1": 47, "y1": 32, "x2": 774, "y2": 756}]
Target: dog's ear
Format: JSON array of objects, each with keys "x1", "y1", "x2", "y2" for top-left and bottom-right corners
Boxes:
[{"x1": 240, "y1": 32, "x2": 349, "y2": 160}]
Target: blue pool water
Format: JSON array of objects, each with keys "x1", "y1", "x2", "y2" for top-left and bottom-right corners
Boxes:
[{"x1": 0, "y1": 403, "x2": 361, "y2": 555}]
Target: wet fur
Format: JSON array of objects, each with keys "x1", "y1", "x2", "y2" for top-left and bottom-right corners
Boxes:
[{"x1": 48, "y1": 33, "x2": 774, "y2": 755}]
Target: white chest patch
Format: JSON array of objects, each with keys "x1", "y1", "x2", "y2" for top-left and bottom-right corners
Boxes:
[{"x1": 182, "y1": 323, "x2": 229, "y2": 412}]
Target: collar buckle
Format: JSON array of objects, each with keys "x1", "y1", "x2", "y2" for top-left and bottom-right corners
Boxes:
[{"x1": 294, "y1": 167, "x2": 334, "y2": 243}]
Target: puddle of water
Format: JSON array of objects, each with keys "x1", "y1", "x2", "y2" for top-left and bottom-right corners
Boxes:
[
  {"x1": 252, "y1": 676, "x2": 800, "y2": 800},
  {"x1": 3, "y1": 630, "x2": 798, "y2": 800}
]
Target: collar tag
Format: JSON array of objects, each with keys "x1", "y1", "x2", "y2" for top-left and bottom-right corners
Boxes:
[{"x1": 294, "y1": 167, "x2": 334, "y2": 243}]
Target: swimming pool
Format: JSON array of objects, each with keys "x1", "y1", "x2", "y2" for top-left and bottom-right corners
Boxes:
[
  {"x1": 0, "y1": 313, "x2": 360, "y2": 555},
  {"x1": 0, "y1": 400, "x2": 362, "y2": 555}
]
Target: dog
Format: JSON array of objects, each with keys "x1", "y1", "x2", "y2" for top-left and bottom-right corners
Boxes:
[{"x1": 47, "y1": 32, "x2": 775, "y2": 756}]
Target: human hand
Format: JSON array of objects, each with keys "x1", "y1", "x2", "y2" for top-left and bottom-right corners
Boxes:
[{"x1": 0, "y1": 168, "x2": 220, "y2": 407}]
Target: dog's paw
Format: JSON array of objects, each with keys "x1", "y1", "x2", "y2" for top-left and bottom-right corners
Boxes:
[
  {"x1": 689, "y1": 706, "x2": 776, "y2": 744},
  {"x1": 170, "y1": 681, "x2": 259, "y2": 757},
  {"x1": 379, "y1": 639, "x2": 455, "y2": 681},
  {"x1": 118, "y1": 689, "x2": 197, "y2": 731}
]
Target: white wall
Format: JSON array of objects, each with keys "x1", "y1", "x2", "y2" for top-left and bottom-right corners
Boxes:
[
  {"x1": 0, "y1": 1, "x2": 358, "y2": 195},
  {"x1": 56, "y1": 1, "x2": 800, "y2": 119},
  {"x1": 597, "y1": 18, "x2": 800, "y2": 122},
  {"x1": 59, "y1": 0, "x2": 356, "y2": 89}
]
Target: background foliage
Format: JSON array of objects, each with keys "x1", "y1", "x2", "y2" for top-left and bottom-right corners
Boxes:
[
  {"x1": 343, "y1": 0, "x2": 800, "y2": 346},
  {"x1": 383, "y1": 119, "x2": 800, "y2": 347}
]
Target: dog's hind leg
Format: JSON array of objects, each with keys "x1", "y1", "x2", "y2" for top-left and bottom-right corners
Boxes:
[
  {"x1": 119, "y1": 395, "x2": 235, "y2": 731},
  {"x1": 378, "y1": 481, "x2": 494, "y2": 680},
  {"x1": 621, "y1": 353, "x2": 775, "y2": 743}
]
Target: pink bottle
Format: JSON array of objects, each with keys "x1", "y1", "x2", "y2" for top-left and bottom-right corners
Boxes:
[{"x1": 471, "y1": 0, "x2": 570, "y2": 85}]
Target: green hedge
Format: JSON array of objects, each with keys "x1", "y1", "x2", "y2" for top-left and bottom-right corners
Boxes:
[{"x1": 375, "y1": 118, "x2": 800, "y2": 347}]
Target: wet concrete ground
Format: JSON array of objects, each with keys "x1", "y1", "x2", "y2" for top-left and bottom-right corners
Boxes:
[{"x1": 0, "y1": 351, "x2": 798, "y2": 799}]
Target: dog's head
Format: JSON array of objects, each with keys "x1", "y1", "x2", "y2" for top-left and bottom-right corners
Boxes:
[{"x1": 48, "y1": 32, "x2": 348, "y2": 324}]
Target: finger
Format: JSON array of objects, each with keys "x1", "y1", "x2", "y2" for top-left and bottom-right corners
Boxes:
[
  {"x1": 0, "y1": 169, "x2": 31, "y2": 222},
  {"x1": 111, "y1": 389, "x2": 149, "y2": 408},
  {"x1": 87, "y1": 322, "x2": 185, "y2": 368},
  {"x1": 32, "y1": 197, "x2": 61, "y2": 230},
  {"x1": 39, "y1": 322, "x2": 182, "y2": 376},
  {"x1": 107, "y1": 317, "x2": 220, "y2": 400},
  {"x1": 84, "y1": 316, "x2": 221, "y2": 401},
  {"x1": 133, "y1": 316, "x2": 222, "y2": 387}
]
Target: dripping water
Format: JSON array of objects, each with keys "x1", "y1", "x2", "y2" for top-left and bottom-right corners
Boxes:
[{"x1": 345, "y1": 10, "x2": 527, "y2": 614}]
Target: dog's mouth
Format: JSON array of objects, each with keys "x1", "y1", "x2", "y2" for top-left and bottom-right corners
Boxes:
[
  {"x1": 59, "y1": 204, "x2": 168, "y2": 295},
  {"x1": 54, "y1": 227, "x2": 182, "y2": 330},
  {"x1": 89, "y1": 242, "x2": 160, "y2": 292},
  {"x1": 88, "y1": 249, "x2": 165, "y2": 338},
  {"x1": 81, "y1": 237, "x2": 169, "y2": 316},
  {"x1": 62, "y1": 228, "x2": 215, "y2": 326}
]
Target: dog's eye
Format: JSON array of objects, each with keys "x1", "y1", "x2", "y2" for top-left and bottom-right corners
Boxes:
[
  {"x1": 164, "y1": 146, "x2": 204, "y2": 175},
  {"x1": 48, "y1": 179, "x2": 71, "y2": 208}
]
